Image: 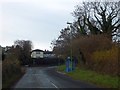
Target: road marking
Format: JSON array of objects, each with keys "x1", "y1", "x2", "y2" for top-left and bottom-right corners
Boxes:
[
  {"x1": 50, "y1": 81, "x2": 58, "y2": 88},
  {"x1": 57, "y1": 71, "x2": 66, "y2": 75}
]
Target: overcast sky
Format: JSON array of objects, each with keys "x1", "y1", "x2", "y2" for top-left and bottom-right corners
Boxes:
[
  {"x1": 0, "y1": 0, "x2": 83, "y2": 50},
  {"x1": 0, "y1": 0, "x2": 118, "y2": 51}
]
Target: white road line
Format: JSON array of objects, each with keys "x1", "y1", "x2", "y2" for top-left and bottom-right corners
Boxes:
[
  {"x1": 50, "y1": 81, "x2": 58, "y2": 88},
  {"x1": 57, "y1": 71, "x2": 66, "y2": 75}
]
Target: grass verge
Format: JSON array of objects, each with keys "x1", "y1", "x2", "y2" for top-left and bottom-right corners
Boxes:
[{"x1": 57, "y1": 65, "x2": 119, "y2": 88}]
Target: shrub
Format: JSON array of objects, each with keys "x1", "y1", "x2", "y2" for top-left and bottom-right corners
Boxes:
[
  {"x1": 91, "y1": 46, "x2": 119, "y2": 75},
  {"x1": 2, "y1": 54, "x2": 22, "y2": 88},
  {"x1": 71, "y1": 34, "x2": 119, "y2": 75},
  {"x1": 72, "y1": 34, "x2": 112, "y2": 63}
]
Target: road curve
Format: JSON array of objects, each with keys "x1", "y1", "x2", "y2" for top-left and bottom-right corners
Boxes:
[{"x1": 13, "y1": 66, "x2": 99, "y2": 89}]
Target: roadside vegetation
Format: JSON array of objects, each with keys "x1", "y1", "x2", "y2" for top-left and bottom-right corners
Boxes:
[
  {"x1": 57, "y1": 65, "x2": 119, "y2": 88},
  {"x1": 2, "y1": 40, "x2": 33, "y2": 88},
  {"x1": 2, "y1": 56, "x2": 23, "y2": 88},
  {"x1": 71, "y1": 35, "x2": 119, "y2": 76},
  {"x1": 52, "y1": 1, "x2": 120, "y2": 89}
]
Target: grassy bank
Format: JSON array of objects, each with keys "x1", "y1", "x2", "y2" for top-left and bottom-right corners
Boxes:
[{"x1": 57, "y1": 65, "x2": 119, "y2": 88}]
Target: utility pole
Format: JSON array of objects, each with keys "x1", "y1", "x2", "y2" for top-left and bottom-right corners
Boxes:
[
  {"x1": 67, "y1": 22, "x2": 73, "y2": 71},
  {"x1": 118, "y1": 40, "x2": 120, "y2": 90},
  {"x1": 67, "y1": 22, "x2": 79, "y2": 71}
]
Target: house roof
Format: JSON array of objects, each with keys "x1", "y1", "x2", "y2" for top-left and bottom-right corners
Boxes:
[{"x1": 31, "y1": 49, "x2": 44, "y2": 52}]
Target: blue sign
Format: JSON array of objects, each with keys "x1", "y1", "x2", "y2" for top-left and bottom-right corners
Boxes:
[
  {"x1": 66, "y1": 56, "x2": 77, "y2": 72},
  {"x1": 65, "y1": 56, "x2": 78, "y2": 72},
  {"x1": 66, "y1": 57, "x2": 71, "y2": 72}
]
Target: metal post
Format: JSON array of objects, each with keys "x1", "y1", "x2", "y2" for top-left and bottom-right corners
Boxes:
[
  {"x1": 67, "y1": 22, "x2": 73, "y2": 71},
  {"x1": 70, "y1": 25, "x2": 73, "y2": 71},
  {"x1": 67, "y1": 22, "x2": 78, "y2": 71},
  {"x1": 118, "y1": 40, "x2": 120, "y2": 89}
]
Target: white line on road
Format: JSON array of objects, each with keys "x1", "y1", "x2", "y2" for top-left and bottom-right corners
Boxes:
[
  {"x1": 57, "y1": 71, "x2": 66, "y2": 75},
  {"x1": 50, "y1": 81, "x2": 58, "y2": 88}
]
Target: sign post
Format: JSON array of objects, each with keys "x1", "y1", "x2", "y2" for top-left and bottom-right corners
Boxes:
[{"x1": 66, "y1": 57, "x2": 71, "y2": 72}]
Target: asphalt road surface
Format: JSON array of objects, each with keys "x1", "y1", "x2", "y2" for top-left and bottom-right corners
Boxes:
[{"x1": 13, "y1": 66, "x2": 99, "y2": 89}]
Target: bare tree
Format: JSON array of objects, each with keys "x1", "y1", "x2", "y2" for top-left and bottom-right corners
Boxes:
[
  {"x1": 14, "y1": 40, "x2": 33, "y2": 65},
  {"x1": 73, "y1": 1, "x2": 120, "y2": 38}
]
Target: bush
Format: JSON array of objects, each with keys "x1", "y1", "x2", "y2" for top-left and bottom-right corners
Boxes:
[
  {"x1": 72, "y1": 35, "x2": 112, "y2": 63},
  {"x1": 72, "y1": 34, "x2": 119, "y2": 75},
  {"x1": 54, "y1": 34, "x2": 119, "y2": 76},
  {"x1": 2, "y1": 54, "x2": 22, "y2": 88},
  {"x1": 91, "y1": 46, "x2": 119, "y2": 75}
]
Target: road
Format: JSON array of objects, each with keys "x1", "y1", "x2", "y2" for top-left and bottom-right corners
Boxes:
[{"x1": 13, "y1": 66, "x2": 99, "y2": 89}]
